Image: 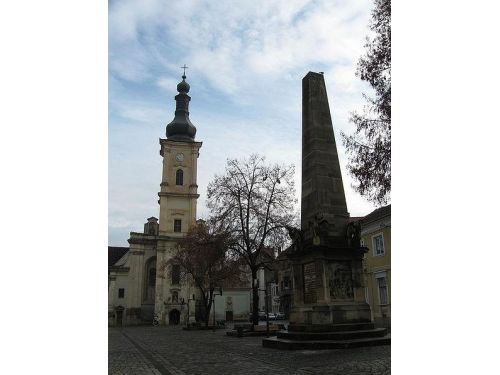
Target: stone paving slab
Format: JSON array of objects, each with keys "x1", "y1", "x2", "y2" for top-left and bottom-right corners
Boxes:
[{"x1": 109, "y1": 326, "x2": 390, "y2": 374}]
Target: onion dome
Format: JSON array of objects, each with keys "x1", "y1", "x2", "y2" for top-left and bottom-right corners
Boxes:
[
  {"x1": 166, "y1": 73, "x2": 197, "y2": 141},
  {"x1": 176, "y1": 75, "x2": 190, "y2": 93}
]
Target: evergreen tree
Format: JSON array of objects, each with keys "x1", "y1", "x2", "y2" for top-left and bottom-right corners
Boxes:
[{"x1": 342, "y1": 0, "x2": 391, "y2": 204}]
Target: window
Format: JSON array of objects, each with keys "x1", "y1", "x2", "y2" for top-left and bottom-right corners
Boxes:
[
  {"x1": 174, "y1": 219, "x2": 181, "y2": 232},
  {"x1": 118, "y1": 288, "x2": 125, "y2": 298},
  {"x1": 372, "y1": 234, "x2": 385, "y2": 256},
  {"x1": 283, "y1": 276, "x2": 291, "y2": 289},
  {"x1": 176, "y1": 169, "x2": 183, "y2": 185},
  {"x1": 172, "y1": 264, "x2": 180, "y2": 285},
  {"x1": 377, "y1": 276, "x2": 388, "y2": 305}
]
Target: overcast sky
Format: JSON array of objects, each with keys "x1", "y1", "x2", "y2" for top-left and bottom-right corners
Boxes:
[{"x1": 109, "y1": 0, "x2": 380, "y2": 246}]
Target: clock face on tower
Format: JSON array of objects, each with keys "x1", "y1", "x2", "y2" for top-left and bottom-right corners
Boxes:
[{"x1": 175, "y1": 153, "x2": 184, "y2": 162}]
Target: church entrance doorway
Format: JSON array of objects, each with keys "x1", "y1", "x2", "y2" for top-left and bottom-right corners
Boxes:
[
  {"x1": 169, "y1": 309, "x2": 180, "y2": 325},
  {"x1": 116, "y1": 310, "x2": 123, "y2": 326}
]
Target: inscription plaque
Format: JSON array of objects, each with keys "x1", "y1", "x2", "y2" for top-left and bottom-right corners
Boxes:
[{"x1": 303, "y1": 262, "x2": 317, "y2": 304}]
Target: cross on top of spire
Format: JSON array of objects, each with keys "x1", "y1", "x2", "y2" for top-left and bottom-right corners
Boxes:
[{"x1": 180, "y1": 64, "x2": 188, "y2": 78}]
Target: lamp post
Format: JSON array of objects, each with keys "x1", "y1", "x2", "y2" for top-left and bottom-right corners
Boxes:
[
  {"x1": 186, "y1": 295, "x2": 195, "y2": 329},
  {"x1": 212, "y1": 287, "x2": 223, "y2": 331},
  {"x1": 265, "y1": 282, "x2": 270, "y2": 337},
  {"x1": 258, "y1": 282, "x2": 271, "y2": 337}
]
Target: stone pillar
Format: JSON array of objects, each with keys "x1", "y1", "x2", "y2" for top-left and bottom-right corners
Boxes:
[
  {"x1": 127, "y1": 247, "x2": 145, "y2": 308},
  {"x1": 190, "y1": 147, "x2": 199, "y2": 225},
  {"x1": 155, "y1": 246, "x2": 167, "y2": 325}
]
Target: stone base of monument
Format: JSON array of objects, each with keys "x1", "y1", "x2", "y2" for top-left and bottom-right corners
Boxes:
[
  {"x1": 288, "y1": 302, "x2": 372, "y2": 326},
  {"x1": 262, "y1": 322, "x2": 390, "y2": 350},
  {"x1": 263, "y1": 303, "x2": 390, "y2": 350},
  {"x1": 226, "y1": 323, "x2": 285, "y2": 337}
]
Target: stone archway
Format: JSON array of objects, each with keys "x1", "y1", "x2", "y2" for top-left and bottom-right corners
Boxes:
[{"x1": 169, "y1": 309, "x2": 180, "y2": 325}]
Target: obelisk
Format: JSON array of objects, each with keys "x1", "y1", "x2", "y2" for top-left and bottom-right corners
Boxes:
[
  {"x1": 301, "y1": 72, "x2": 349, "y2": 245},
  {"x1": 288, "y1": 72, "x2": 370, "y2": 329}
]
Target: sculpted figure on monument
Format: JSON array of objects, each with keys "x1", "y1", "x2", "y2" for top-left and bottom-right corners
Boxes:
[
  {"x1": 346, "y1": 221, "x2": 361, "y2": 248},
  {"x1": 286, "y1": 225, "x2": 304, "y2": 253},
  {"x1": 308, "y1": 213, "x2": 329, "y2": 245}
]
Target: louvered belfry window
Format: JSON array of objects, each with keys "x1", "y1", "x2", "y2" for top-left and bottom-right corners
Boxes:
[{"x1": 176, "y1": 169, "x2": 183, "y2": 185}]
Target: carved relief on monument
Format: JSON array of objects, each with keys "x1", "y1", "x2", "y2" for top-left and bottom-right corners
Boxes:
[
  {"x1": 307, "y1": 213, "x2": 329, "y2": 245},
  {"x1": 327, "y1": 262, "x2": 354, "y2": 300}
]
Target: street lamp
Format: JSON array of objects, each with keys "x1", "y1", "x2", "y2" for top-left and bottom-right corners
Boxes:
[
  {"x1": 258, "y1": 282, "x2": 272, "y2": 337},
  {"x1": 212, "y1": 287, "x2": 223, "y2": 331},
  {"x1": 186, "y1": 294, "x2": 195, "y2": 329}
]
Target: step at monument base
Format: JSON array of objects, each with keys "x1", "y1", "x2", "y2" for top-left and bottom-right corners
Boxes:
[
  {"x1": 288, "y1": 322, "x2": 375, "y2": 332},
  {"x1": 262, "y1": 334, "x2": 391, "y2": 350},
  {"x1": 262, "y1": 323, "x2": 390, "y2": 350},
  {"x1": 278, "y1": 327, "x2": 387, "y2": 341}
]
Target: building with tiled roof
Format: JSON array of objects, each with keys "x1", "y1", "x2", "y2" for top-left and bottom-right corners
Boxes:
[{"x1": 108, "y1": 246, "x2": 129, "y2": 268}]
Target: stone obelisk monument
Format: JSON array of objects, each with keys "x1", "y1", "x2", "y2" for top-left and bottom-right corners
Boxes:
[
  {"x1": 289, "y1": 70, "x2": 370, "y2": 328},
  {"x1": 264, "y1": 72, "x2": 389, "y2": 349},
  {"x1": 301, "y1": 71, "x2": 349, "y2": 242}
]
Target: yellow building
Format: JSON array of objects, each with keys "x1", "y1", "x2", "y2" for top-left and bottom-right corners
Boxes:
[{"x1": 361, "y1": 205, "x2": 391, "y2": 328}]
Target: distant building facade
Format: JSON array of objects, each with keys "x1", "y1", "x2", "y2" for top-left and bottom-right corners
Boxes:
[
  {"x1": 254, "y1": 248, "x2": 279, "y2": 314},
  {"x1": 361, "y1": 205, "x2": 391, "y2": 328}
]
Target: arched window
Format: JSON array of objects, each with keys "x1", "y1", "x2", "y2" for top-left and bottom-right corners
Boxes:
[{"x1": 176, "y1": 169, "x2": 183, "y2": 185}]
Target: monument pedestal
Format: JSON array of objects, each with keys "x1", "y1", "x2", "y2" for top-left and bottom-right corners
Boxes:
[
  {"x1": 287, "y1": 244, "x2": 372, "y2": 325},
  {"x1": 263, "y1": 245, "x2": 390, "y2": 349},
  {"x1": 289, "y1": 302, "x2": 372, "y2": 328}
]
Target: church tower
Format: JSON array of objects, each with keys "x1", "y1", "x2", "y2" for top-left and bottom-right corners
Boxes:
[
  {"x1": 152, "y1": 71, "x2": 202, "y2": 325},
  {"x1": 158, "y1": 73, "x2": 202, "y2": 236}
]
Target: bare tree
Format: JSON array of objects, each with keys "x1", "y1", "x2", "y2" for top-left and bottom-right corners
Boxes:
[
  {"x1": 207, "y1": 154, "x2": 297, "y2": 325},
  {"x1": 167, "y1": 220, "x2": 241, "y2": 327}
]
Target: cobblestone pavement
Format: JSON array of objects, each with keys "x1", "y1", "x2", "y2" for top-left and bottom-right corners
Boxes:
[{"x1": 109, "y1": 325, "x2": 390, "y2": 375}]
